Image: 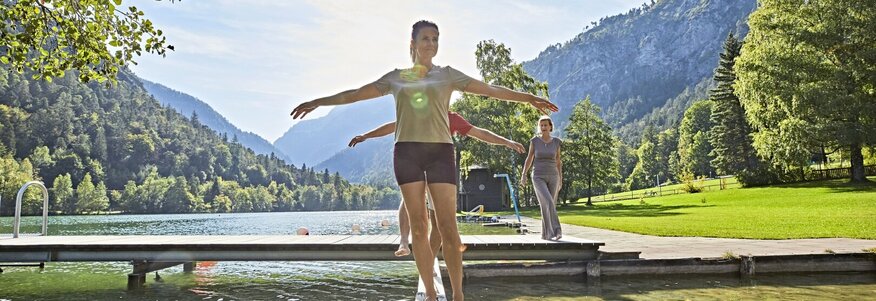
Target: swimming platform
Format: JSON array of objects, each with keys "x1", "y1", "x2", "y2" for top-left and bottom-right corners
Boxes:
[{"x1": 0, "y1": 234, "x2": 602, "y2": 289}]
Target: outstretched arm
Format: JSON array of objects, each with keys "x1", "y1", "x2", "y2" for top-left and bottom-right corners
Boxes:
[
  {"x1": 291, "y1": 83, "x2": 384, "y2": 119},
  {"x1": 463, "y1": 79, "x2": 559, "y2": 114},
  {"x1": 466, "y1": 127, "x2": 525, "y2": 154},
  {"x1": 349, "y1": 122, "x2": 397, "y2": 147}
]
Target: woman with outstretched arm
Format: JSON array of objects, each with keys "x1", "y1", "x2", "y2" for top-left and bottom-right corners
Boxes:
[
  {"x1": 291, "y1": 20, "x2": 557, "y2": 301},
  {"x1": 519, "y1": 116, "x2": 563, "y2": 241}
]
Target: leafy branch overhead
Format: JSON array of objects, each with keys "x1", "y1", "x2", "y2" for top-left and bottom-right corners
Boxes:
[{"x1": 0, "y1": 0, "x2": 174, "y2": 83}]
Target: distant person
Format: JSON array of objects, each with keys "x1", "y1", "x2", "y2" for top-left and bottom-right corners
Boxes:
[
  {"x1": 349, "y1": 111, "x2": 524, "y2": 257},
  {"x1": 352, "y1": 224, "x2": 362, "y2": 234},
  {"x1": 297, "y1": 227, "x2": 310, "y2": 236},
  {"x1": 520, "y1": 116, "x2": 563, "y2": 241},
  {"x1": 291, "y1": 19, "x2": 557, "y2": 300}
]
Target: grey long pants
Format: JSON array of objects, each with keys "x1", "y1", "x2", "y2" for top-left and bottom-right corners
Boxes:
[{"x1": 531, "y1": 173, "x2": 562, "y2": 240}]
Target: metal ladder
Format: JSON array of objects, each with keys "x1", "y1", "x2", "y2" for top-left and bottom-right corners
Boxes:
[
  {"x1": 8, "y1": 181, "x2": 50, "y2": 238},
  {"x1": 0, "y1": 181, "x2": 49, "y2": 272}
]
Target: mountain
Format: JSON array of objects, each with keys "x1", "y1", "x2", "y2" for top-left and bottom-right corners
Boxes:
[
  {"x1": 280, "y1": 0, "x2": 758, "y2": 182},
  {"x1": 315, "y1": 137, "x2": 395, "y2": 187},
  {"x1": 272, "y1": 96, "x2": 395, "y2": 167},
  {"x1": 522, "y1": 0, "x2": 757, "y2": 142},
  {"x1": 139, "y1": 79, "x2": 292, "y2": 162},
  {"x1": 0, "y1": 66, "x2": 400, "y2": 214}
]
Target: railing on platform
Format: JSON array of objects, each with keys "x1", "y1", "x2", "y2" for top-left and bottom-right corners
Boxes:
[
  {"x1": 494, "y1": 173, "x2": 521, "y2": 222},
  {"x1": 11, "y1": 181, "x2": 50, "y2": 238}
]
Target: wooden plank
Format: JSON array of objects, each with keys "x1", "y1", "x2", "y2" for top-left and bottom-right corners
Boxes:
[
  {"x1": 477, "y1": 235, "x2": 513, "y2": 246},
  {"x1": 0, "y1": 235, "x2": 602, "y2": 262},
  {"x1": 384, "y1": 235, "x2": 402, "y2": 244},
  {"x1": 334, "y1": 235, "x2": 373, "y2": 244},
  {"x1": 460, "y1": 235, "x2": 485, "y2": 246}
]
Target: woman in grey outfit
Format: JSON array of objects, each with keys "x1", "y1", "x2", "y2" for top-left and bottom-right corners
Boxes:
[{"x1": 520, "y1": 116, "x2": 563, "y2": 240}]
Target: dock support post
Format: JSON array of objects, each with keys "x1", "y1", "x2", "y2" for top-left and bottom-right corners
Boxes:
[
  {"x1": 128, "y1": 260, "x2": 186, "y2": 290},
  {"x1": 585, "y1": 260, "x2": 601, "y2": 280},
  {"x1": 127, "y1": 273, "x2": 146, "y2": 290},
  {"x1": 585, "y1": 260, "x2": 602, "y2": 293},
  {"x1": 183, "y1": 261, "x2": 197, "y2": 273},
  {"x1": 740, "y1": 255, "x2": 755, "y2": 277}
]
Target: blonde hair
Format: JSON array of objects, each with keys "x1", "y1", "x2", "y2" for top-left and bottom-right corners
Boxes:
[{"x1": 536, "y1": 115, "x2": 553, "y2": 134}]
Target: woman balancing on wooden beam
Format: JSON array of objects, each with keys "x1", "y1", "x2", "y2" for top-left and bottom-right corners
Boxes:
[
  {"x1": 291, "y1": 20, "x2": 557, "y2": 301},
  {"x1": 348, "y1": 112, "x2": 526, "y2": 259}
]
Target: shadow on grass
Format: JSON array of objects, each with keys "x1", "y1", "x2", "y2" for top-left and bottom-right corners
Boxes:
[{"x1": 553, "y1": 203, "x2": 713, "y2": 218}]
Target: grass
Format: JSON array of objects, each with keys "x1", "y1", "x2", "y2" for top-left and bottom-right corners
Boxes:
[
  {"x1": 593, "y1": 177, "x2": 741, "y2": 202},
  {"x1": 721, "y1": 251, "x2": 738, "y2": 259},
  {"x1": 499, "y1": 176, "x2": 876, "y2": 239}
]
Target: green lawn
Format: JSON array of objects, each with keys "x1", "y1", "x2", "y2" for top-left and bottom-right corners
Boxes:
[
  {"x1": 594, "y1": 176, "x2": 741, "y2": 202},
  {"x1": 503, "y1": 177, "x2": 876, "y2": 239}
]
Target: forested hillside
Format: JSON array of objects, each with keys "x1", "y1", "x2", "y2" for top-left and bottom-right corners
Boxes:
[
  {"x1": 140, "y1": 79, "x2": 292, "y2": 162},
  {"x1": 0, "y1": 67, "x2": 399, "y2": 215}
]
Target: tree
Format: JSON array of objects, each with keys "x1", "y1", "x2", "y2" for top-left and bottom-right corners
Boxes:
[
  {"x1": 709, "y1": 34, "x2": 760, "y2": 175},
  {"x1": 28, "y1": 145, "x2": 53, "y2": 175},
  {"x1": 163, "y1": 176, "x2": 196, "y2": 213},
  {"x1": 678, "y1": 100, "x2": 714, "y2": 177},
  {"x1": 616, "y1": 142, "x2": 637, "y2": 184},
  {"x1": 563, "y1": 98, "x2": 619, "y2": 205},
  {"x1": 626, "y1": 139, "x2": 658, "y2": 191},
  {"x1": 656, "y1": 128, "x2": 679, "y2": 182},
  {"x1": 51, "y1": 173, "x2": 73, "y2": 213},
  {"x1": 0, "y1": 155, "x2": 39, "y2": 215},
  {"x1": 451, "y1": 40, "x2": 548, "y2": 186},
  {"x1": 735, "y1": 0, "x2": 876, "y2": 182},
  {"x1": 75, "y1": 173, "x2": 108, "y2": 213},
  {"x1": 91, "y1": 181, "x2": 110, "y2": 212},
  {"x1": 1, "y1": 0, "x2": 173, "y2": 83}
]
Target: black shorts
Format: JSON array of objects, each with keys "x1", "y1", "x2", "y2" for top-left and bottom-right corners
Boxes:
[{"x1": 393, "y1": 142, "x2": 457, "y2": 185}]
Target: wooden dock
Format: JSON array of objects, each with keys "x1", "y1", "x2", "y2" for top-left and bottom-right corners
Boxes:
[
  {"x1": 0, "y1": 234, "x2": 602, "y2": 289},
  {"x1": 0, "y1": 235, "x2": 602, "y2": 262}
]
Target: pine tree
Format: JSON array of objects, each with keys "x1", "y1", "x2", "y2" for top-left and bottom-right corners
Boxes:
[
  {"x1": 708, "y1": 33, "x2": 760, "y2": 181},
  {"x1": 51, "y1": 173, "x2": 74, "y2": 213},
  {"x1": 75, "y1": 173, "x2": 95, "y2": 213},
  {"x1": 92, "y1": 181, "x2": 110, "y2": 213}
]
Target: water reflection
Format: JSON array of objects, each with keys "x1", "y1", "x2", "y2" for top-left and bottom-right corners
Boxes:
[
  {"x1": 1, "y1": 212, "x2": 874, "y2": 300},
  {"x1": 464, "y1": 273, "x2": 876, "y2": 300}
]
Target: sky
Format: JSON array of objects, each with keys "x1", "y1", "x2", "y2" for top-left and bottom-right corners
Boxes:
[{"x1": 130, "y1": 0, "x2": 646, "y2": 142}]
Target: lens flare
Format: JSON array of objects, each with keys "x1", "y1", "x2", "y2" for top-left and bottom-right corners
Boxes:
[{"x1": 411, "y1": 92, "x2": 428, "y2": 110}]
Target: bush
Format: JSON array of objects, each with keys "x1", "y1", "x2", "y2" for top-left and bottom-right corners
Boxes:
[
  {"x1": 736, "y1": 166, "x2": 780, "y2": 187},
  {"x1": 681, "y1": 172, "x2": 703, "y2": 193}
]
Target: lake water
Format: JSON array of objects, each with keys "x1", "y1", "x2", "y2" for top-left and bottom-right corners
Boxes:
[{"x1": 1, "y1": 211, "x2": 874, "y2": 300}]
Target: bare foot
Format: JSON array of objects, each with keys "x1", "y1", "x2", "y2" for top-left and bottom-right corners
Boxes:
[
  {"x1": 415, "y1": 292, "x2": 438, "y2": 301},
  {"x1": 395, "y1": 244, "x2": 411, "y2": 257}
]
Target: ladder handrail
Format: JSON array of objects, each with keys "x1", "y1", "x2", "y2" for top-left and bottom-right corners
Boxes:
[
  {"x1": 494, "y1": 173, "x2": 521, "y2": 223},
  {"x1": 13, "y1": 181, "x2": 49, "y2": 238}
]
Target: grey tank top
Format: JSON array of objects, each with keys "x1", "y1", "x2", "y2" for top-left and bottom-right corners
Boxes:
[{"x1": 531, "y1": 137, "x2": 561, "y2": 176}]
